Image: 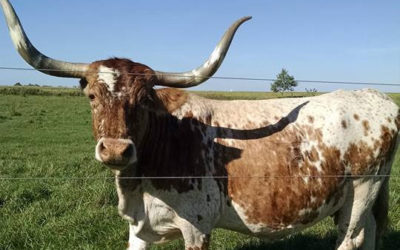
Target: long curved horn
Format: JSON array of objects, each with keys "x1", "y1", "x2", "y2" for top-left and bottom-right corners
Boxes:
[
  {"x1": 0, "y1": 0, "x2": 88, "y2": 78},
  {"x1": 155, "y1": 16, "x2": 251, "y2": 88}
]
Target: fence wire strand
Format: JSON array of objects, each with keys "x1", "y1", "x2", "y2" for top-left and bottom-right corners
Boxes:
[
  {"x1": 1, "y1": 66, "x2": 399, "y2": 87},
  {"x1": 0, "y1": 66, "x2": 399, "y2": 182}
]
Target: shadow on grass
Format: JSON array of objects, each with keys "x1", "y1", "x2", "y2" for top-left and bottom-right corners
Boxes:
[
  {"x1": 236, "y1": 230, "x2": 400, "y2": 250},
  {"x1": 236, "y1": 232, "x2": 337, "y2": 250},
  {"x1": 381, "y1": 230, "x2": 400, "y2": 250}
]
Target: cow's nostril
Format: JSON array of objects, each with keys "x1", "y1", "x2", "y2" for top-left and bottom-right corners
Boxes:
[
  {"x1": 99, "y1": 141, "x2": 106, "y2": 151},
  {"x1": 122, "y1": 144, "x2": 134, "y2": 158}
]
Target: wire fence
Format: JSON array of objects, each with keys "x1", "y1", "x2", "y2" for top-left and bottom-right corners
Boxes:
[
  {"x1": 1, "y1": 66, "x2": 400, "y2": 87},
  {"x1": 0, "y1": 66, "x2": 399, "y2": 181}
]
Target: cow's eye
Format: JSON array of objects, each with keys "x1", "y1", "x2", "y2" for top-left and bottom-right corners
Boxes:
[{"x1": 89, "y1": 94, "x2": 95, "y2": 101}]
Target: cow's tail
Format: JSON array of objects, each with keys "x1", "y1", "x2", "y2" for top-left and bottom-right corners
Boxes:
[{"x1": 373, "y1": 130, "x2": 399, "y2": 246}]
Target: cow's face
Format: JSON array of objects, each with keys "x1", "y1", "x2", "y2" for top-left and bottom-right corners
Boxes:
[{"x1": 80, "y1": 58, "x2": 156, "y2": 169}]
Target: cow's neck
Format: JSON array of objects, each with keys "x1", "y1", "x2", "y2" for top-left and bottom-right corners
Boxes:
[{"x1": 127, "y1": 89, "x2": 219, "y2": 193}]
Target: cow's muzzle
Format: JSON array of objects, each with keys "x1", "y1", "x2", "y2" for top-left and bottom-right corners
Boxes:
[{"x1": 95, "y1": 138, "x2": 137, "y2": 168}]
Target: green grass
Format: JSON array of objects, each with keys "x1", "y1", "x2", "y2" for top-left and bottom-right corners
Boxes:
[{"x1": 0, "y1": 89, "x2": 399, "y2": 249}]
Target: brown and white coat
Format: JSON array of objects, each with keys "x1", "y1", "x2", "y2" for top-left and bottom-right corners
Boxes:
[
  {"x1": 109, "y1": 84, "x2": 399, "y2": 250},
  {"x1": 1, "y1": 1, "x2": 399, "y2": 249}
]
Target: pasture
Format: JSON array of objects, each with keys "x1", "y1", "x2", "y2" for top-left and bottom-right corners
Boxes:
[{"x1": 0, "y1": 86, "x2": 399, "y2": 249}]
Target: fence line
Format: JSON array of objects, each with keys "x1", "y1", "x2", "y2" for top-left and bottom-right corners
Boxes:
[
  {"x1": 0, "y1": 66, "x2": 399, "y2": 87},
  {"x1": 1, "y1": 66, "x2": 399, "y2": 182}
]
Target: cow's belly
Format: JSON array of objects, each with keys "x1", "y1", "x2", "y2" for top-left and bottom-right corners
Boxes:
[{"x1": 217, "y1": 180, "x2": 349, "y2": 239}]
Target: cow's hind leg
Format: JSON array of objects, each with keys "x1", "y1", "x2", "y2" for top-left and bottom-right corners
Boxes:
[
  {"x1": 127, "y1": 227, "x2": 150, "y2": 250},
  {"x1": 180, "y1": 224, "x2": 211, "y2": 250},
  {"x1": 335, "y1": 177, "x2": 386, "y2": 250},
  {"x1": 372, "y1": 176, "x2": 389, "y2": 247}
]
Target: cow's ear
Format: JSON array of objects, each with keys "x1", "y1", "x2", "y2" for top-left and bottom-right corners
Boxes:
[
  {"x1": 143, "y1": 68, "x2": 156, "y2": 87},
  {"x1": 79, "y1": 78, "x2": 91, "y2": 96},
  {"x1": 79, "y1": 78, "x2": 88, "y2": 89}
]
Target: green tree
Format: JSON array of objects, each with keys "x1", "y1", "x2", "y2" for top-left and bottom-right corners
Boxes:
[{"x1": 270, "y1": 68, "x2": 298, "y2": 94}]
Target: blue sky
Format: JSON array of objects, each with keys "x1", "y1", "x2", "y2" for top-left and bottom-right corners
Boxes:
[{"x1": 0, "y1": 0, "x2": 399, "y2": 92}]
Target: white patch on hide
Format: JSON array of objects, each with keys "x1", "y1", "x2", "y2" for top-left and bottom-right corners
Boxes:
[{"x1": 98, "y1": 65, "x2": 120, "y2": 93}]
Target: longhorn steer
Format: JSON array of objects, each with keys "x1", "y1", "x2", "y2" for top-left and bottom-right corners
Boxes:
[{"x1": 1, "y1": 1, "x2": 399, "y2": 249}]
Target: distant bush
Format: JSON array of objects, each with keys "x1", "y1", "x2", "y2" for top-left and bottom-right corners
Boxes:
[
  {"x1": 27, "y1": 83, "x2": 40, "y2": 87},
  {"x1": 14, "y1": 82, "x2": 22, "y2": 86},
  {"x1": 305, "y1": 88, "x2": 318, "y2": 96}
]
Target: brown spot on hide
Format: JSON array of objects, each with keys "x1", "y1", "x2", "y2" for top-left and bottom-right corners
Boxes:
[
  {"x1": 344, "y1": 142, "x2": 375, "y2": 175},
  {"x1": 379, "y1": 125, "x2": 397, "y2": 159},
  {"x1": 362, "y1": 120, "x2": 370, "y2": 136},
  {"x1": 184, "y1": 111, "x2": 194, "y2": 118},
  {"x1": 344, "y1": 125, "x2": 397, "y2": 175},
  {"x1": 308, "y1": 116, "x2": 314, "y2": 123},
  {"x1": 353, "y1": 114, "x2": 360, "y2": 120},
  {"x1": 341, "y1": 120, "x2": 347, "y2": 129},
  {"x1": 304, "y1": 146, "x2": 319, "y2": 162}
]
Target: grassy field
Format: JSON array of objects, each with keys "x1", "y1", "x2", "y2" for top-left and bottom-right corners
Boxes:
[{"x1": 0, "y1": 87, "x2": 399, "y2": 249}]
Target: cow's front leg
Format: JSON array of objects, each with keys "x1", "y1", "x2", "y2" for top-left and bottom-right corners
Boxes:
[
  {"x1": 127, "y1": 226, "x2": 150, "y2": 250},
  {"x1": 181, "y1": 225, "x2": 211, "y2": 250}
]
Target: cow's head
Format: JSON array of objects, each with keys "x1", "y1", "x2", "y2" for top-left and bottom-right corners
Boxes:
[
  {"x1": 81, "y1": 59, "x2": 155, "y2": 168},
  {"x1": 1, "y1": 0, "x2": 250, "y2": 169}
]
